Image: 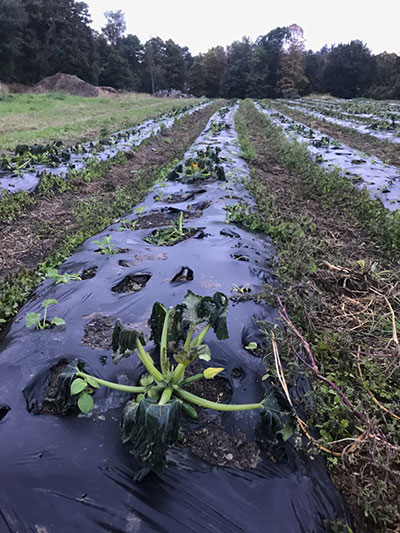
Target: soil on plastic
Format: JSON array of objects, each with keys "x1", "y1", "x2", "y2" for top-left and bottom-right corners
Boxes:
[
  {"x1": 180, "y1": 361, "x2": 261, "y2": 469},
  {"x1": 183, "y1": 417, "x2": 261, "y2": 469},
  {"x1": 112, "y1": 273, "x2": 151, "y2": 293},
  {"x1": 81, "y1": 313, "x2": 115, "y2": 350},
  {"x1": 40, "y1": 359, "x2": 69, "y2": 415},
  {"x1": 134, "y1": 209, "x2": 201, "y2": 230}
]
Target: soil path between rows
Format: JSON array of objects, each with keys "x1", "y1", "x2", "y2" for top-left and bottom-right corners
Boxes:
[
  {"x1": 0, "y1": 104, "x2": 219, "y2": 285},
  {"x1": 273, "y1": 103, "x2": 400, "y2": 167}
]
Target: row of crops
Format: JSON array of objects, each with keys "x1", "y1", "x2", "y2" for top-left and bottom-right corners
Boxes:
[
  {"x1": 0, "y1": 103, "x2": 351, "y2": 532},
  {"x1": 257, "y1": 102, "x2": 400, "y2": 210},
  {"x1": 281, "y1": 97, "x2": 400, "y2": 144},
  {"x1": 0, "y1": 101, "x2": 210, "y2": 194}
]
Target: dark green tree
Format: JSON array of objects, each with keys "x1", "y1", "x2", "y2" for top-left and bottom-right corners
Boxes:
[
  {"x1": 201, "y1": 46, "x2": 227, "y2": 97},
  {"x1": 188, "y1": 55, "x2": 206, "y2": 96},
  {"x1": 0, "y1": 0, "x2": 27, "y2": 82},
  {"x1": 221, "y1": 37, "x2": 251, "y2": 98},
  {"x1": 143, "y1": 37, "x2": 167, "y2": 93},
  {"x1": 323, "y1": 40, "x2": 375, "y2": 98},
  {"x1": 95, "y1": 35, "x2": 133, "y2": 89},
  {"x1": 163, "y1": 39, "x2": 185, "y2": 90}
]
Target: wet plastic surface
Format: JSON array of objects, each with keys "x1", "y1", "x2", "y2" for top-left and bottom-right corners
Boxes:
[
  {"x1": 285, "y1": 99, "x2": 400, "y2": 144},
  {"x1": 0, "y1": 105, "x2": 352, "y2": 532},
  {"x1": 256, "y1": 102, "x2": 400, "y2": 210},
  {"x1": 0, "y1": 102, "x2": 210, "y2": 195}
]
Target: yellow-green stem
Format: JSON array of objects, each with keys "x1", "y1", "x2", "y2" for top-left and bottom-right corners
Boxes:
[{"x1": 176, "y1": 388, "x2": 263, "y2": 411}]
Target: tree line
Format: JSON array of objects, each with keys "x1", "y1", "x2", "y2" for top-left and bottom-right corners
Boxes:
[{"x1": 1, "y1": 0, "x2": 399, "y2": 100}]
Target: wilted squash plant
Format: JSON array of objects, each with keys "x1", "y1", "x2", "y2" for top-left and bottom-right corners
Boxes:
[{"x1": 58, "y1": 291, "x2": 266, "y2": 480}]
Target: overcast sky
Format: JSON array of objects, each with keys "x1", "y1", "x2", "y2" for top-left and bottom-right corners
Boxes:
[{"x1": 84, "y1": 0, "x2": 399, "y2": 55}]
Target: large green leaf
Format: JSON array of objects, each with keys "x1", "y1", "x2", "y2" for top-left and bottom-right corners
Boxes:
[
  {"x1": 112, "y1": 319, "x2": 148, "y2": 364},
  {"x1": 121, "y1": 398, "x2": 182, "y2": 481}
]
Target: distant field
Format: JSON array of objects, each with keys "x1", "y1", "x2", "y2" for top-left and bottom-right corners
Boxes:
[{"x1": 0, "y1": 92, "x2": 203, "y2": 152}]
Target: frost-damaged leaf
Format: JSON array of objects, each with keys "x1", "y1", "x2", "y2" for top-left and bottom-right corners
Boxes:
[
  {"x1": 148, "y1": 302, "x2": 168, "y2": 345},
  {"x1": 44, "y1": 360, "x2": 84, "y2": 415},
  {"x1": 121, "y1": 399, "x2": 182, "y2": 481},
  {"x1": 199, "y1": 292, "x2": 229, "y2": 340},
  {"x1": 112, "y1": 319, "x2": 147, "y2": 364},
  {"x1": 255, "y1": 387, "x2": 293, "y2": 451}
]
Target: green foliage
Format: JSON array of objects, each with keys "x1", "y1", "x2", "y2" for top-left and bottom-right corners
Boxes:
[
  {"x1": 25, "y1": 299, "x2": 65, "y2": 329},
  {"x1": 46, "y1": 267, "x2": 81, "y2": 284},
  {"x1": 61, "y1": 291, "x2": 273, "y2": 480},
  {"x1": 92, "y1": 235, "x2": 116, "y2": 254},
  {"x1": 143, "y1": 211, "x2": 192, "y2": 246}
]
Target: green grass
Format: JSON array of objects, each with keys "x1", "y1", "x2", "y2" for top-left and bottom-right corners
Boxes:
[{"x1": 0, "y1": 92, "x2": 203, "y2": 152}]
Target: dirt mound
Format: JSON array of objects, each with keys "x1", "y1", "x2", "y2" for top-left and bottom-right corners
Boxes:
[{"x1": 34, "y1": 73, "x2": 118, "y2": 98}]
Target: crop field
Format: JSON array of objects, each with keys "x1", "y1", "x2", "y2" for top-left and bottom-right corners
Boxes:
[
  {"x1": 0, "y1": 95, "x2": 399, "y2": 533},
  {"x1": 0, "y1": 92, "x2": 203, "y2": 152}
]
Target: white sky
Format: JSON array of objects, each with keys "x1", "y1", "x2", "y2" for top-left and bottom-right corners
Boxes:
[{"x1": 84, "y1": 0, "x2": 400, "y2": 55}]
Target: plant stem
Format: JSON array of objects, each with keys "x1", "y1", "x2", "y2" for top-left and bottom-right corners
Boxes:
[
  {"x1": 176, "y1": 389, "x2": 263, "y2": 411},
  {"x1": 135, "y1": 339, "x2": 164, "y2": 382},
  {"x1": 42, "y1": 305, "x2": 48, "y2": 329},
  {"x1": 159, "y1": 386, "x2": 173, "y2": 405},
  {"x1": 183, "y1": 325, "x2": 195, "y2": 350},
  {"x1": 172, "y1": 363, "x2": 186, "y2": 384},
  {"x1": 160, "y1": 310, "x2": 170, "y2": 375},
  {"x1": 76, "y1": 371, "x2": 147, "y2": 393},
  {"x1": 181, "y1": 373, "x2": 204, "y2": 385},
  {"x1": 191, "y1": 323, "x2": 211, "y2": 347}
]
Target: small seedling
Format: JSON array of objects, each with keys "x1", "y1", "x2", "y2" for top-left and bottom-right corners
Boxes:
[
  {"x1": 117, "y1": 218, "x2": 138, "y2": 231},
  {"x1": 25, "y1": 299, "x2": 65, "y2": 330},
  {"x1": 46, "y1": 267, "x2": 82, "y2": 284},
  {"x1": 134, "y1": 206, "x2": 147, "y2": 214},
  {"x1": 245, "y1": 342, "x2": 258, "y2": 351},
  {"x1": 144, "y1": 212, "x2": 192, "y2": 246},
  {"x1": 92, "y1": 235, "x2": 116, "y2": 254}
]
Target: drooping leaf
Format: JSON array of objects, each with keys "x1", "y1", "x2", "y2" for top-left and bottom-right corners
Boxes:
[
  {"x1": 255, "y1": 387, "x2": 293, "y2": 451},
  {"x1": 51, "y1": 317, "x2": 65, "y2": 327},
  {"x1": 43, "y1": 360, "x2": 84, "y2": 415},
  {"x1": 121, "y1": 399, "x2": 182, "y2": 481},
  {"x1": 78, "y1": 392, "x2": 94, "y2": 414},
  {"x1": 148, "y1": 302, "x2": 167, "y2": 345},
  {"x1": 198, "y1": 292, "x2": 229, "y2": 340},
  {"x1": 112, "y1": 319, "x2": 148, "y2": 363}
]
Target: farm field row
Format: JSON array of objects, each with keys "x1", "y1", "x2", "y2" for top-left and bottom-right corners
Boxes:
[
  {"x1": 0, "y1": 92, "x2": 204, "y2": 152},
  {"x1": 258, "y1": 102, "x2": 400, "y2": 210},
  {"x1": 1, "y1": 96, "x2": 399, "y2": 533},
  {"x1": 272, "y1": 99, "x2": 400, "y2": 167},
  {"x1": 283, "y1": 97, "x2": 400, "y2": 144}
]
